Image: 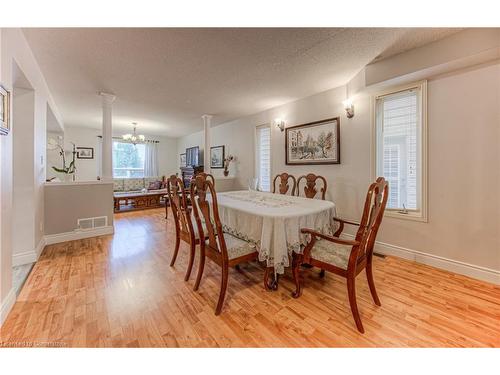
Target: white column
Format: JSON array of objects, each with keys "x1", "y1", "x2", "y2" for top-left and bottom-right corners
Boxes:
[
  {"x1": 100, "y1": 92, "x2": 116, "y2": 181},
  {"x1": 202, "y1": 115, "x2": 212, "y2": 172}
]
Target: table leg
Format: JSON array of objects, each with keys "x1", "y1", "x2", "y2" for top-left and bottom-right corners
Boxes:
[{"x1": 264, "y1": 267, "x2": 279, "y2": 291}]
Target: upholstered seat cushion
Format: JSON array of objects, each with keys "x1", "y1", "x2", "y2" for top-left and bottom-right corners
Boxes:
[
  {"x1": 222, "y1": 234, "x2": 257, "y2": 260},
  {"x1": 310, "y1": 239, "x2": 353, "y2": 269}
]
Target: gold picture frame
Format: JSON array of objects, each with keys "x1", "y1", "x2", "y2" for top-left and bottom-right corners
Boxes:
[{"x1": 0, "y1": 85, "x2": 11, "y2": 136}]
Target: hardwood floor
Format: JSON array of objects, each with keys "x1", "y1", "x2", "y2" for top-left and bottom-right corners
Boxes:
[{"x1": 1, "y1": 208, "x2": 499, "y2": 347}]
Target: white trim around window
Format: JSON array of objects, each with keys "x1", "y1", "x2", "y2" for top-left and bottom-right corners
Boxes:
[{"x1": 371, "y1": 80, "x2": 428, "y2": 222}]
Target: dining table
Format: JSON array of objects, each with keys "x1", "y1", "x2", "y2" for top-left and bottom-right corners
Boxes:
[{"x1": 216, "y1": 190, "x2": 337, "y2": 290}]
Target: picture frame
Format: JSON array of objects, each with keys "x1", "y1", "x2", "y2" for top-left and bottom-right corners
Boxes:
[
  {"x1": 285, "y1": 117, "x2": 340, "y2": 165},
  {"x1": 180, "y1": 153, "x2": 186, "y2": 167},
  {"x1": 0, "y1": 85, "x2": 11, "y2": 136},
  {"x1": 210, "y1": 145, "x2": 225, "y2": 169},
  {"x1": 76, "y1": 147, "x2": 94, "y2": 159}
]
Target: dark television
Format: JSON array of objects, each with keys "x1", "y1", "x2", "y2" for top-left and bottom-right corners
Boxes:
[{"x1": 185, "y1": 146, "x2": 200, "y2": 166}]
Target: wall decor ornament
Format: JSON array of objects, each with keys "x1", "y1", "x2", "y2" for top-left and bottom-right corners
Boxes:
[
  {"x1": 210, "y1": 145, "x2": 225, "y2": 169},
  {"x1": 77, "y1": 147, "x2": 94, "y2": 159},
  {"x1": 0, "y1": 85, "x2": 11, "y2": 136},
  {"x1": 180, "y1": 153, "x2": 186, "y2": 167},
  {"x1": 285, "y1": 117, "x2": 340, "y2": 165}
]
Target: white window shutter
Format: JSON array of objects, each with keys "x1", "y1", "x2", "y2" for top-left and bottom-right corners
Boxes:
[
  {"x1": 376, "y1": 89, "x2": 420, "y2": 211},
  {"x1": 256, "y1": 125, "x2": 271, "y2": 192}
]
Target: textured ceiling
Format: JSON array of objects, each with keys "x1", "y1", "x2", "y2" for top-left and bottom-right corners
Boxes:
[{"x1": 23, "y1": 28, "x2": 460, "y2": 137}]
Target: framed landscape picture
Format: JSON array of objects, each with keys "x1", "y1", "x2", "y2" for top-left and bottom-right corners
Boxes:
[
  {"x1": 180, "y1": 153, "x2": 186, "y2": 167},
  {"x1": 77, "y1": 147, "x2": 94, "y2": 159},
  {"x1": 285, "y1": 117, "x2": 340, "y2": 165},
  {"x1": 210, "y1": 145, "x2": 225, "y2": 169},
  {"x1": 0, "y1": 85, "x2": 11, "y2": 136}
]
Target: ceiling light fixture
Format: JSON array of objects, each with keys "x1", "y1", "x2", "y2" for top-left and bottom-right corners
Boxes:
[{"x1": 122, "y1": 122, "x2": 145, "y2": 145}]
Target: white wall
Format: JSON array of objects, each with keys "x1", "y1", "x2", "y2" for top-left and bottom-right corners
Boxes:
[
  {"x1": 12, "y1": 88, "x2": 36, "y2": 262},
  {"x1": 0, "y1": 28, "x2": 64, "y2": 324},
  {"x1": 59, "y1": 126, "x2": 179, "y2": 181},
  {"x1": 177, "y1": 62, "x2": 500, "y2": 282},
  {"x1": 156, "y1": 135, "x2": 178, "y2": 178}
]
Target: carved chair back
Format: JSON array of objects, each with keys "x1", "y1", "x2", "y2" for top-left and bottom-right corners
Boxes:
[
  {"x1": 272, "y1": 173, "x2": 297, "y2": 195},
  {"x1": 296, "y1": 173, "x2": 327, "y2": 200},
  {"x1": 353, "y1": 177, "x2": 389, "y2": 261},
  {"x1": 166, "y1": 175, "x2": 195, "y2": 237},
  {"x1": 190, "y1": 174, "x2": 229, "y2": 261},
  {"x1": 196, "y1": 172, "x2": 216, "y2": 189}
]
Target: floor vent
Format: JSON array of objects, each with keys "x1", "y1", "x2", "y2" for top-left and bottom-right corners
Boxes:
[{"x1": 77, "y1": 216, "x2": 108, "y2": 231}]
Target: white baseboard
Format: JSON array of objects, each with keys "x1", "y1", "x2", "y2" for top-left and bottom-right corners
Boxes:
[
  {"x1": 44, "y1": 225, "x2": 114, "y2": 245},
  {"x1": 12, "y1": 238, "x2": 46, "y2": 266},
  {"x1": 0, "y1": 288, "x2": 16, "y2": 327},
  {"x1": 343, "y1": 233, "x2": 500, "y2": 285}
]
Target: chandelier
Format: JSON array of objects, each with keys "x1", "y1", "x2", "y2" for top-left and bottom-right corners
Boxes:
[{"x1": 122, "y1": 122, "x2": 145, "y2": 145}]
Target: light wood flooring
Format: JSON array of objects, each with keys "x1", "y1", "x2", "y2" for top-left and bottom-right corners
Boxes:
[{"x1": 1, "y1": 208, "x2": 499, "y2": 347}]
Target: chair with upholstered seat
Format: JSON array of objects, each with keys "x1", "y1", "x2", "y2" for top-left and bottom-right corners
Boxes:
[
  {"x1": 291, "y1": 177, "x2": 389, "y2": 333},
  {"x1": 190, "y1": 173, "x2": 259, "y2": 315},
  {"x1": 296, "y1": 173, "x2": 327, "y2": 200},
  {"x1": 166, "y1": 175, "x2": 206, "y2": 281},
  {"x1": 272, "y1": 173, "x2": 297, "y2": 196}
]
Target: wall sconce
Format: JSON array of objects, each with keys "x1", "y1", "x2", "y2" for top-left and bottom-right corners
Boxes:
[
  {"x1": 342, "y1": 99, "x2": 354, "y2": 119},
  {"x1": 274, "y1": 118, "x2": 285, "y2": 132}
]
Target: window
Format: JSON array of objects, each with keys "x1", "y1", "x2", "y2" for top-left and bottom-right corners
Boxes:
[
  {"x1": 112, "y1": 141, "x2": 146, "y2": 178},
  {"x1": 256, "y1": 125, "x2": 271, "y2": 191},
  {"x1": 374, "y1": 81, "x2": 427, "y2": 221}
]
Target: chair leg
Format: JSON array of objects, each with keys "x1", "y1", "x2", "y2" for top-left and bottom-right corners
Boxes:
[
  {"x1": 291, "y1": 255, "x2": 302, "y2": 298},
  {"x1": 193, "y1": 246, "x2": 205, "y2": 291},
  {"x1": 366, "y1": 259, "x2": 381, "y2": 306},
  {"x1": 170, "y1": 235, "x2": 180, "y2": 267},
  {"x1": 215, "y1": 263, "x2": 229, "y2": 315},
  {"x1": 346, "y1": 275, "x2": 364, "y2": 333},
  {"x1": 184, "y1": 241, "x2": 196, "y2": 281}
]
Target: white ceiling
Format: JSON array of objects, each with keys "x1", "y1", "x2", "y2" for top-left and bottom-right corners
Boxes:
[{"x1": 23, "y1": 28, "x2": 460, "y2": 138}]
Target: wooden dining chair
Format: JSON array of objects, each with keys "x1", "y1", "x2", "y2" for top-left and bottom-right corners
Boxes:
[
  {"x1": 166, "y1": 175, "x2": 205, "y2": 282},
  {"x1": 190, "y1": 173, "x2": 259, "y2": 315},
  {"x1": 272, "y1": 173, "x2": 297, "y2": 196},
  {"x1": 196, "y1": 172, "x2": 215, "y2": 189},
  {"x1": 291, "y1": 177, "x2": 389, "y2": 333},
  {"x1": 296, "y1": 173, "x2": 327, "y2": 200}
]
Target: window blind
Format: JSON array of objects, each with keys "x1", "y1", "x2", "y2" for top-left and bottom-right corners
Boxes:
[
  {"x1": 376, "y1": 88, "x2": 420, "y2": 211},
  {"x1": 256, "y1": 125, "x2": 271, "y2": 192}
]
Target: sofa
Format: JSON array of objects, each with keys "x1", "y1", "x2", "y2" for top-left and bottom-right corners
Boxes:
[{"x1": 113, "y1": 176, "x2": 167, "y2": 193}]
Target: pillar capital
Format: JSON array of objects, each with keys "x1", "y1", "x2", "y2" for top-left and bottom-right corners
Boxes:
[{"x1": 99, "y1": 92, "x2": 116, "y2": 106}]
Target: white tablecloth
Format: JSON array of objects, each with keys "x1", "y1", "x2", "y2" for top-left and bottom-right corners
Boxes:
[{"x1": 216, "y1": 190, "x2": 337, "y2": 274}]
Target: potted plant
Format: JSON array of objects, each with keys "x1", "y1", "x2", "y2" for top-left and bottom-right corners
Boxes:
[
  {"x1": 48, "y1": 137, "x2": 77, "y2": 181},
  {"x1": 223, "y1": 155, "x2": 234, "y2": 177}
]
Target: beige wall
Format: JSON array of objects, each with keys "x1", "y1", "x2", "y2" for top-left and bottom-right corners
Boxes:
[
  {"x1": 44, "y1": 182, "x2": 114, "y2": 235},
  {"x1": 0, "y1": 28, "x2": 64, "y2": 323},
  {"x1": 177, "y1": 62, "x2": 500, "y2": 279}
]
